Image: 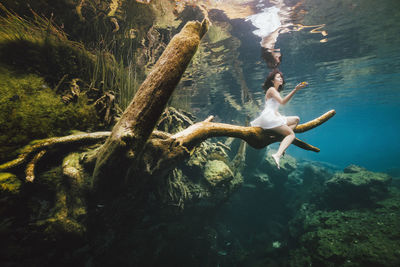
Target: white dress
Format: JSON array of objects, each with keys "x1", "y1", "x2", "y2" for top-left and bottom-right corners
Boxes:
[{"x1": 250, "y1": 98, "x2": 287, "y2": 129}]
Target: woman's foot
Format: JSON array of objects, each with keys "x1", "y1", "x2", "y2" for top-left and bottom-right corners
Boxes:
[{"x1": 272, "y1": 153, "x2": 280, "y2": 169}]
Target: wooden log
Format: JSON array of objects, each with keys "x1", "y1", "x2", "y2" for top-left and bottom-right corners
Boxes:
[
  {"x1": 92, "y1": 20, "x2": 209, "y2": 193},
  {"x1": 172, "y1": 110, "x2": 336, "y2": 152}
]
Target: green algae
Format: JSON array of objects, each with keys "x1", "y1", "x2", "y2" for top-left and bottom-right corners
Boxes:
[
  {"x1": 206, "y1": 24, "x2": 232, "y2": 44},
  {"x1": 204, "y1": 160, "x2": 234, "y2": 186},
  {"x1": 289, "y1": 188, "x2": 400, "y2": 266},
  {"x1": 324, "y1": 165, "x2": 392, "y2": 208},
  {"x1": 0, "y1": 3, "x2": 139, "y2": 112},
  {"x1": 0, "y1": 172, "x2": 21, "y2": 194},
  {"x1": 0, "y1": 67, "x2": 98, "y2": 162},
  {"x1": 0, "y1": 164, "x2": 89, "y2": 265}
]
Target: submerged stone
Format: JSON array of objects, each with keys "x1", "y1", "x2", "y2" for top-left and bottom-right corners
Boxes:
[
  {"x1": 289, "y1": 188, "x2": 400, "y2": 266},
  {"x1": 204, "y1": 160, "x2": 234, "y2": 186},
  {"x1": 258, "y1": 151, "x2": 297, "y2": 186},
  {"x1": 0, "y1": 67, "x2": 98, "y2": 162},
  {"x1": 324, "y1": 165, "x2": 391, "y2": 208}
]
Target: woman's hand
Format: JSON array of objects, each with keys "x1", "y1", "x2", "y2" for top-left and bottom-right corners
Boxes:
[{"x1": 295, "y1": 81, "x2": 308, "y2": 91}]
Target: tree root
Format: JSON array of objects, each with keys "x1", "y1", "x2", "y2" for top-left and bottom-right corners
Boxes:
[{"x1": 0, "y1": 132, "x2": 110, "y2": 181}]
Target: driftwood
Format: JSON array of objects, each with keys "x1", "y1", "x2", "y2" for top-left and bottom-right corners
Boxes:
[
  {"x1": 0, "y1": 110, "x2": 334, "y2": 183},
  {"x1": 172, "y1": 110, "x2": 335, "y2": 151},
  {"x1": 0, "y1": 19, "x2": 336, "y2": 196},
  {"x1": 92, "y1": 19, "x2": 209, "y2": 193}
]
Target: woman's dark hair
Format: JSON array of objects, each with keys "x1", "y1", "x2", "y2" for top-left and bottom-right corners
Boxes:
[
  {"x1": 262, "y1": 69, "x2": 285, "y2": 92},
  {"x1": 261, "y1": 47, "x2": 282, "y2": 69}
]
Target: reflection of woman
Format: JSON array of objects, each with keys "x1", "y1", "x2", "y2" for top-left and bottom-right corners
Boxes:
[
  {"x1": 260, "y1": 27, "x2": 283, "y2": 69},
  {"x1": 250, "y1": 69, "x2": 307, "y2": 168}
]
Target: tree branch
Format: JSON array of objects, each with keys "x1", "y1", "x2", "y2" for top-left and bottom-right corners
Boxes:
[
  {"x1": 92, "y1": 19, "x2": 209, "y2": 194},
  {"x1": 172, "y1": 110, "x2": 336, "y2": 151},
  {"x1": 294, "y1": 110, "x2": 336, "y2": 133}
]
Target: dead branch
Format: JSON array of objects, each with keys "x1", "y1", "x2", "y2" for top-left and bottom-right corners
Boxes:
[
  {"x1": 172, "y1": 110, "x2": 336, "y2": 151},
  {"x1": 294, "y1": 110, "x2": 336, "y2": 133},
  {"x1": 92, "y1": 19, "x2": 209, "y2": 193}
]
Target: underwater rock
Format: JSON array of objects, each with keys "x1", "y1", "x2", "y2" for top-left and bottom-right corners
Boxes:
[
  {"x1": 288, "y1": 188, "x2": 400, "y2": 266},
  {"x1": 0, "y1": 68, "x2": 98, "y2": 162},
  {"x1": 324, "y1": 164, "x2": 391, "y2": 208},
  {"x1": 252, "y1": 171, "x2": 273, "y2": 188},
  {"x1": 258, "y1": 150, "x2": 297, "y2": 186},
  {"x1": 204, "y1": 160, "x2": 234, "y2": 186},
  {"x1": 301, "y1": 163, "x2": 332, "y2": 186}
]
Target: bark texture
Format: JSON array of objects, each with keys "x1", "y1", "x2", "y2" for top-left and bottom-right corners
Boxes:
[
  {"x1": 92, "y1": 20, "x2": 209, "y2": 194},
  {"x1": 172, "y1": 109, "x2": 335, "y2": 151}
]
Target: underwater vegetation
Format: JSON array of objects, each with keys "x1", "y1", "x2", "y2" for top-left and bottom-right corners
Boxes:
[
  {"x1": 0, "y1": 1, "x2": 399, "y2": 267},
  {"x1": 0, "y1": 3, "x2": 97, "y2": 90},
  {"x1": 221, "y1": 152, "x2": 400, "y2": 267},
  {"x1": 288, "y1": 168, "x2": 400, "y2": 266},
  {"x1": 0, "y1": 2, "x2": 152, "y2": 161},
  {"x1": 289, "y1": 191, "x2": 400, "y2": 266},
  {"x1": 0, "y1": 67, "x2": 98, "y2": 162}
]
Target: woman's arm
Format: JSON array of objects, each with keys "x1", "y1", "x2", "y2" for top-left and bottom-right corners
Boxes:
[{"x1": 267, "y1": 82, "x2": 307, "y2": 105}]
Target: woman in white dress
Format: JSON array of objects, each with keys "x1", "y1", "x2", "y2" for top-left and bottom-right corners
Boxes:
[{"x1": 250, "y1": 69, "x2": 307, "y2": 169}]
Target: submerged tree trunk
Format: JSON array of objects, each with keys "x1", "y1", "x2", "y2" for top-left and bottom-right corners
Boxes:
[
  {"x1": 0, "y1": 19, "x2": 336, "y2": 202},
  {"x1": 92, "y1": 20, "x2": 209, "y2": 195}
]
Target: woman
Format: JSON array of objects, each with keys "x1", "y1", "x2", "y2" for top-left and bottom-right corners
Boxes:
[{"x1": 250, "y1": 69, "x2": 307, "y2": 169}]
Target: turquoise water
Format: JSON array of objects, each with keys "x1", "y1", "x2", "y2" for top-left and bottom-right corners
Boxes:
[
  {"x1": 206, "y1": 1, "x2": 400, "y2": 264},
  {"x1": 200, "y1": 0, "x2": 400, "y2": 173},
  {"x1": 1, "y1": 1, "x2": 400, "y2": 266},
  {"x1": 277, "y1": 0, "x2": 400, "y2": 172}
]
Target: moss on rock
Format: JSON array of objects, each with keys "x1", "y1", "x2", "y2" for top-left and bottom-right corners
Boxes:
[
  {"x1": 324, "y1": 165, "x2": 391, "y2": 208},
  {"x1": 204, "y1": 160, "x2": 234, "y2": 186},
  {"x1": 0, "y1": 67, "x2": 98, "y2": 162},
  {"x1": 289, "y1": 188, "x2": 400, "y2": 266},
  {"x1": 0, "y1": 172, "x2": 21, "y2": 195}
]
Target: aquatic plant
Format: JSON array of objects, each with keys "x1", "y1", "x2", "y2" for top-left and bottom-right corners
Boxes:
[
  {"x1": 0, "y1": 3, "x2": 140, "y2": 120},
  {"x1": 0, "y1": 4, "x2": 95, "y2": 86},
  {"x1": 0, "y1": 67, "x2": 98, "y2": 162}
]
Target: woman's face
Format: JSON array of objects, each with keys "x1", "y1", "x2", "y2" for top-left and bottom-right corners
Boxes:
[{"x1": 274, "y1": 73, "x2": 283, "y2": 86}]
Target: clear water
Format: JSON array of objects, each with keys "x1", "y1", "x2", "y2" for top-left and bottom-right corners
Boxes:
[
  {"x1": 278, "y1": 0, "x2": 400, "y2": 172},
  {"x1": 2, "y1": 1, "x2": 399, "y2": 265},
  {"x1": 193, "y1": 0, "x2": 400, "y2": 173}
]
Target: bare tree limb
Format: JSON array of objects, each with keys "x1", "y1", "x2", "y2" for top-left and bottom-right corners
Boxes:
[
  {"x1": 172, "y1": 110, "x2": 336, "y2": 151},
  {"x1": 92, "y1": 20, "x2": 209, "y2": 193},
  {"x1": 294, "y1": 110, "x2": 336, "y2": 133}
]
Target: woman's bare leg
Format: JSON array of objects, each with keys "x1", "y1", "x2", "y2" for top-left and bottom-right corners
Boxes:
[
  {"x1": 286, "y1": 116, "x2": 300, "y2": 130},
  {"x1": 270, "y1": 124, "x2": 295, "y2": 169}
]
